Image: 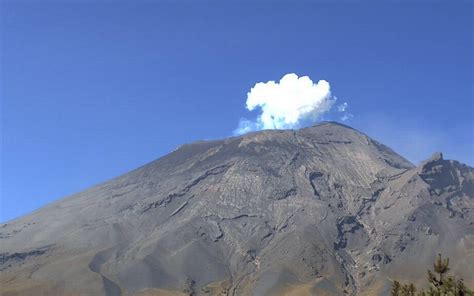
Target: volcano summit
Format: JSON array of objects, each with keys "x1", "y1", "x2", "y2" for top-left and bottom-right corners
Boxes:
[{"x1": 1, "y1": 122, "x2": 473, "y2": 296}]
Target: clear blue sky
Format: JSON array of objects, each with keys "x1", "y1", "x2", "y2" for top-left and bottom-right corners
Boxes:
[{"x1": 1, "y1": 1, "x2": 472, "y2": 222}]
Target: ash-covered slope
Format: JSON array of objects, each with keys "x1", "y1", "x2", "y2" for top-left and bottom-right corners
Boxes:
[{"x1": 1, "y1": 122, "x2": 473, "y2": 296}]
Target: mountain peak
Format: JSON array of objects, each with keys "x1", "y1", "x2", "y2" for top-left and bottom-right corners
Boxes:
[
  {"x1": 427, "y1": 151, "x2": 444, "y2": 162},
  {"x1": 312, "y1": 120, "x2": 356, "y2": 130},
  {"x1": 1, "y1": 124, "x2": 472, "y2": 296}
]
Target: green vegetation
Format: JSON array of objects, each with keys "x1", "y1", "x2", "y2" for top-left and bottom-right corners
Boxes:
[{"x1": 391, "y1": 254, "x2": 473, "y2": 296}]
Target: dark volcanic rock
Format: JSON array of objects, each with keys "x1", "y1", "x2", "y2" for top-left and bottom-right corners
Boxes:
[{"x1": 0, "y1": 122, "x2": 472, "y2": 296}]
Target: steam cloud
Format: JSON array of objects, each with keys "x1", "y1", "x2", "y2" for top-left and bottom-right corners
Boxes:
[{"x1": 234, "y1": 73, "x2": 338, "y2": 135}]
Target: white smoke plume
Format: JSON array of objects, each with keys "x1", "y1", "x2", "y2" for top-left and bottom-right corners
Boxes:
[
  {"x1": 337, "y1": 102, "x2": 353, "y2": 121},
  {"x1": 337, "y1": 102, "x2": 348, "y2": 112},
  {"x1": 234, "y1": 73, "x2": 336, "y2": 135}
]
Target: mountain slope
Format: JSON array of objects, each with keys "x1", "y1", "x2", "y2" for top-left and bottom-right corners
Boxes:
[{"x1": 1, "y1": 122, "x2": 472, "y2": 296}]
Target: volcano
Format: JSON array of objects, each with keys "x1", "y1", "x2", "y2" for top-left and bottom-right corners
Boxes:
[{"x1": 1, "y1": 122, "x2": 473, "y2": 296}]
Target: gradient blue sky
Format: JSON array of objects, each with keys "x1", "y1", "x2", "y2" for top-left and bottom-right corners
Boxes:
[{"x1": 1, "y1": 1, "x2": 473, "y2": 222}]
